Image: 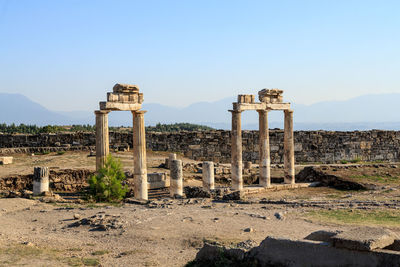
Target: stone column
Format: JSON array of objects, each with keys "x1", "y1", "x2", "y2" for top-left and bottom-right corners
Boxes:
[
  {"x1": 170, "y1": 159, "x2": 183, "y2": 197},
  {"x1": 284, "y1": 110, "x2": 295, "y2": 184},
  {"x1": 258, "y1": 110, "x2": 271, "y2": 187},
  {"x1": 95, "y1": 110, "x2": 110, "y2": 171},
  {"x1": 168, "y1": 153, "x2": 177, "y2": 169},
  {"x1": 230, "y1": 110, "x2": 243, "y2": 191},
  {"x1": 132, "y1": 111, "x2": 148, "y2": 200},
  {"x1": 202, "y1": 161, "x2": 215, "y2": 191},
  {"x1": 33, "y1": 167, "x2": 49, "y2": 196}
]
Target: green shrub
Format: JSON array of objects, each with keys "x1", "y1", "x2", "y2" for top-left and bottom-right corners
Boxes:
[
  {"x1": 56, "y1": 151, "x2": 66, "y2": 155},
  {"x1": 340, "y1": 160, "x2": 348, "y2": 164},
  {"x1": 88, "y1": 155, "x2": 128, "y2": 202}
]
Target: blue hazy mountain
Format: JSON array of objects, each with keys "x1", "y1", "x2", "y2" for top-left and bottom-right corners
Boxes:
[{"x1": 2, "y1": 92, "x2": 400, "y2": 130}]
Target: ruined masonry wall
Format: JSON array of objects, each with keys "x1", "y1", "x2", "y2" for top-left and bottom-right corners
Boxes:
[{"x1": 1, "y1": 130, "x2": 400, "y2": 164}]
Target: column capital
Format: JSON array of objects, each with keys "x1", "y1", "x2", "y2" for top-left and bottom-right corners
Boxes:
[
  {"x1": 228, "y1": 109, "x2": 242, "y2": 113},
  {"x1": 256, "y1": 109, "x2": 269, "y2": 114},
  {"x1": 284, "y1": 109, "x2": 294, "y2": 114},
  {"x1": 94, "y1": 110, "x2": 110, "y2": 115},
  {"x1": 131, "y1": 110, "x2": 147, "y2": 115}
]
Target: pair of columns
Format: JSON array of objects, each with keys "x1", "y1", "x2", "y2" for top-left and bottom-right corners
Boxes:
[
  {"x1": 95, "y1": 110, "x2": 148, "y2": 200},
  {"x1": 230, "y1": 109, "x2": 295, "y2": 191}
]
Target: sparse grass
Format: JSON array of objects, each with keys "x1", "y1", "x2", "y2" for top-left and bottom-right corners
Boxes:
[
  {"x1": 305, "y1": 209, "x2": 400, "y2": 227},
  {"x1": 81, "y1": 258, "x2": 100, "y2": 266},
  {"x1": 67, "y1": 248, "x2": 83, "y2": 252},
  {"x1": 340, "y1": 160, "x2": 348, "y2": 164},
  {"x1": 57, "y1": 151, "x2": 66, "y2": 155},
  {"x1": 64, "y1": 257, "x2": 100, "y2": 266},
  {"x1": 91, "y1": 250, "x2": 109, "y2": 256},
  {"x1": 349, "y1": 174, "x2": 399, "y2": 183},
  {"x1": 350, "y1": 157, "x2": 362, "y2": 163},
  {"x1": 0, "y1": 244, "x2": 101, "y2": 267}
]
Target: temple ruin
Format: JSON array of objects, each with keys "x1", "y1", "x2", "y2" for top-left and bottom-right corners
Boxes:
[
  {"x1": 229, "y1": 89, "x2": 295, "y2": 190},
  {"x1": 95, "y1": 83, "x2": 148, "y2": 200}
]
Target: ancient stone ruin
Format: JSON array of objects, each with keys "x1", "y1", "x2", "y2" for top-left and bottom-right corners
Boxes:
[
  {"x1": 230, "y1": 89, "x2": 295, "y2": 190},
  {"x1": 95, "y1": 83, "x2": 148, "y2": 200}
]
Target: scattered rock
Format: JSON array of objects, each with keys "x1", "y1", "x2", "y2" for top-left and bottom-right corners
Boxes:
[
  {"x1": 236, "y1": 240, "x2": 258, "y2": 250},
  {"x1": 244, "y1": 227, "x2": 254, "y2": 233},
  {"x1": 274, "y1": 212, "x2": 285, "y2": 220},
  {"x1": 68, "y1": 213, "x2": 124, "y2": 231},
  {"x1": 73, "y1": 214, "x2": 81, "y2": 220}
]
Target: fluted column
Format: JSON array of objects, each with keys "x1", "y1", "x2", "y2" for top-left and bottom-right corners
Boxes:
[
  {"x1": 33, "y1": 167, "x2": 49, "y2": 196},
  {"x1": 258, "y1": 110, "x2": 271, "y2": 187},
  {"x1": 230, "y1": 110, "x2": 243, "y2": 191},
  {"x1": 284, "y1": 110, "x2": 295, "y2": 184},
  {"x1": 95, "y1": 110, "x2": 110, "y2": 171},
  {"x1": 132, "y1": 110, "x2": 148, "y2": 200}
]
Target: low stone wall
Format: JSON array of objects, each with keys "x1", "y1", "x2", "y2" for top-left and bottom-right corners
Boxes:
[
  {"x1": 0, "y1": 169, "x2": 94, "y2": 192},
  {"x1": 1, "y1": 130, "x2": 400, "y2": 164}
]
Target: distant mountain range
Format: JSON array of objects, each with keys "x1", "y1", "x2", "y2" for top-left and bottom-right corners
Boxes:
[{"x1": 1, "y1": 92, "x2": 400, "y2": 131}]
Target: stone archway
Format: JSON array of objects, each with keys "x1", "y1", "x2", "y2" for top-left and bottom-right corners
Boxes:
[
  {"x1": 229, "y1": 89, "x2": 295, "y2": 190},
  {"x1": 94, "y1": 84, "x2": 148, "y2": 200}
]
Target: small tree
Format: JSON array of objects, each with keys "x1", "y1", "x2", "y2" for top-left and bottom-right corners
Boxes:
[{"x1": 88, "y1": 155, "x2": 128, "y2": 202}]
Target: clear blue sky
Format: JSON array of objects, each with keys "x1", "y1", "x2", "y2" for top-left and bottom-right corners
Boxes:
[{"x1": 1, "y1": 0, "x2": 399, "y2": 111}]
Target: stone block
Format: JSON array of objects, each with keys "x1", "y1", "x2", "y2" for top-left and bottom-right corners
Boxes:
[
  {"x1": 113, "y1": 83, "x2": 139, "y2": 93},
  {"x1": 331, "y1": 227, "x2": 398, "y2": 251},
  {"x1": 147, "y1": 173, "x2": 169, "y2": 189},
  {"x1": 0, "y1": 156, "x2": 13, "y2": 165},
  {"x1": 237, "y1": 94, "x2": 255, "y2": 104}
]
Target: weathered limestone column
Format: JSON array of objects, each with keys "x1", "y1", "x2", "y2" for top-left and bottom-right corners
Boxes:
[
  {"x1": 33, "y1": 167, "x2": 49, "y2": 196},
  {"x1": 168, "y1": 153, "x2": 177, "y2": 169},
  {"x1": 202, "y1": 161, "x2": 215, "y2": 191},
  {"x1": 284, "y1": 110, "x2": 295, "y2": 184},
  {"x1": 132, "y1": 111, "x2": 148, "y2": 200},
  {"x1": 170, "y1": 159, "x2": 183, "y2": 197},
  {"x1": 258, "y1": 110, "x2": 271, "y2": 187},
  {"x1": 230, "y1": 110, "x2": 243, "y2": 190},
  {"x1": 95, "y1": 110, "x2": 110, "y2": 171}
]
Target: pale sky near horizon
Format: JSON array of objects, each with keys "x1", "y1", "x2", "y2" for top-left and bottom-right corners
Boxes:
[{"x1": 1, "y1": 0, "x2": 399, "y2": 111}]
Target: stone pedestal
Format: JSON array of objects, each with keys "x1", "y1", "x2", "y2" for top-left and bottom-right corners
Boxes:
[
  {"x1": 33, "y1": 167, "x2": 49, "y2": 196},
  {"x1": 284, "y1": 110, "x2": 295, "y2": 184},
  {"x1": 132, "y1": 111, "x2": 148, "y2": 200},
  {"x1": 95, "y1": 110, "x2": 110, "y2": 171},
  {"x1": 258, "y1": 110, "x2": 271, "y2": 187},
  {"x1": 170, "y1": 159, "x2": 183, "y2": 197},
  {"x1": 202, "y1": 161, "x2": 215, "y2": 191},
  {"x1": 168, "y1": 153, "x2": 177, "y2": 169},
  {"x1": 230, "y1": 110, "x2": 243, "y2": 191}
]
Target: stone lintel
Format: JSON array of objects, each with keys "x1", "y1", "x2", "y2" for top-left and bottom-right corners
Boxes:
[
  {"x1": 232, "y1": 102, "x2": 291, "y2": 111},
  {"x1": 100, "y1": 101, "x2": 142, "y2": 111}
]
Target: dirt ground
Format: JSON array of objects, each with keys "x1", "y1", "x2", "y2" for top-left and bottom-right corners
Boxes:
[{"x1": 1, "y1": 151, "x2": 400, "y2": 266}]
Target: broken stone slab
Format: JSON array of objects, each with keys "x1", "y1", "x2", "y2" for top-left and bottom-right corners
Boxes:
[
  {"x1": 305, "y1": 230, "x2": 342, "y2": 242},
  {"x1": 331, "y1": 227, "x2": 398, "y2": 251},
  {"x1": 0, "y1": 156, "x2": 13, "y2": 165}
]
